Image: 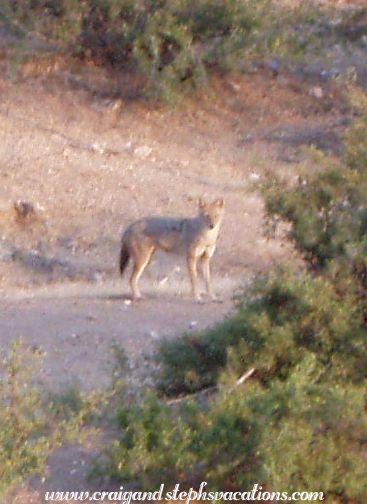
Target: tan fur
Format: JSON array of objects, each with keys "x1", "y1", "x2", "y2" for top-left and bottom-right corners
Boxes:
[{"x1": 119, "y1": 198, "x2": 225, "y2": 301}]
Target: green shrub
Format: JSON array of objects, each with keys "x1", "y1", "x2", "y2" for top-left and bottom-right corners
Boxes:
[
  {"x1": 263, "y1": 104, "x2": 367, "y2": 270},
  {"x1": 1, "y1": 0, "x2": 261, "y2": 100},
  {"x1": 244, "y1": 358, "x2": 367, "y2": 501},
  {"x1": 0, "y1": 339, "x2": 87, "y2": 499},
  {"x1": 107, "y1": 394, "x2": 191, "y2": 485},
  {"x1": 104, "y1": 359, "x2": 367, "y2": 502},
  {"x1": 5, "y1": 0, "x2": 361, "y2": 101},
  {"x1": 157, "y1": 265, "x2": 367, "y2": 396},
  {"x1": 156, "y1": 331, "x2": 227, "y2": 396},
  {"x1": 103, "y1": 391, "x2": 259, "y2": 489},
  {"x1": 76, "y1": 0, "x2": 261, "y2": 101}
]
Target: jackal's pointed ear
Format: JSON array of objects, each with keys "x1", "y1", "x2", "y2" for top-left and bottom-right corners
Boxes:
[
  {"x1": 199, "y1": 197, "x2": 206, "y2": 208},
  {"x1": 215, "y1": 197, "x2": 225, "y2": 207}
]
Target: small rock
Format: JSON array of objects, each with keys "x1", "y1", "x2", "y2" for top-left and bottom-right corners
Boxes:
[
  {"x1": 134, "y1": 145, "x2": 153, "y2": 159},
  {"x1": 309, "y1": 86, "x2": 323, "y2": 99},
  {"x1": 92, "y1": 143, "x2": 106, "y2": 154},
  {"x1": 249, "y1": 172, "x2": 260, "y2": 181},
  {"x1": 13, "y1": 201, "x2": 36, "y2": 224},
  {"x1": 93, "y1": 272, "x2": 104, "y2": 282},
  {"x1": 337, "y1": 116, "x2": 349, "y2": 127},
  {"x1": 276, "y1": 75, "x2": 290, "y2": 86},
  {"x1": 147, "y1": 329, "x2": 160, "y2": 340},
  {"x1": 265, "y1": 57, "x2": 280, "y2": 77},
  {"x1": 320, "y1": 70, "x2": 328, "y2": 79},
  {"x1": 189, "y1": 320, "x2": 198, "y2": 329},
  {"x1": 227, "y1": 81, "x2": 240, "y2": 93}
]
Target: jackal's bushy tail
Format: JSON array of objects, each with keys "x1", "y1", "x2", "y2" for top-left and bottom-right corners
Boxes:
[{"x1": 119, "y1": 241, "x2": 130, "y2": 276}]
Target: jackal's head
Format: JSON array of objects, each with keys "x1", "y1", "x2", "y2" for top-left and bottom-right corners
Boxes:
[{"x1": 198, "y1": 197, "x2": 225, "y2": 230}]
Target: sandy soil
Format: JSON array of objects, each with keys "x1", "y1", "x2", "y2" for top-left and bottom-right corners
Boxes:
[{"x1": 1, "y1": 7, "x2": 366, "y2": 499}]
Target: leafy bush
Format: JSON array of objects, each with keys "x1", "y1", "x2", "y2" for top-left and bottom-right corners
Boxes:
[
  {"x1": 254, "y1": 362, "x2": 367, "y2": 501},
  {"x1": 6, "y1": 0, "x2": 363, "y2": 101},
  {"x1": 104, "y1": 359, "x2": 367, "y2": 502},
  {"x1": 156, "y1": 331, "x2": 227, "y2": 396},
  {"x1": 263, "y1": 96, "x2": 367, "y2": 271},
  {"x1": 4, "y1": 0, "x2": 366, "y2": 100},
  {"x1": 77, "y1": 0, "x2": 261, "y2": 100},
  {"x1": 104, "y1": 391, "x2": 260, "y2": 489},
  {"x1": 157, "y1": 265, "x2": 367, "y2": 396},
  {"x1": 1, "y1": 0, "x2": 84, "y2": 41},
  {"x1": 263, "y1": 164, "x2": 367, "y2": 270},
  {"x1": 0, "y1": 339, "x2": 88, "y2": 499},
  {"x1": 1, "y1": 0, "x2": 260, "y2": 100}
]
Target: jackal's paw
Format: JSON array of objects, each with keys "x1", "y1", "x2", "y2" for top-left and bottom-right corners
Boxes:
[
  {"x1": 206, "y1": 291, "x2": 223, "y2": 303},
  {"x1": 132, "y1": 293, "x2": 143, "y2": 302},
  {"x1": 210, "y1": 295, "x2": 224, "y2": 304},
  {"x1": 194, "y1": 294, "x2": 204, "y2": 304}
]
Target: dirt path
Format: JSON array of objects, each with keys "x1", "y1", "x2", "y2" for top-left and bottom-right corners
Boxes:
[{"x1": 0, "y1": 279, "x2": 238, "y2": 390}]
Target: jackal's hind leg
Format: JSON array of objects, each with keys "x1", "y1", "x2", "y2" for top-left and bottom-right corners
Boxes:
[{"x1": 130, "y1": 246, "x2": 155, "y2": 299}]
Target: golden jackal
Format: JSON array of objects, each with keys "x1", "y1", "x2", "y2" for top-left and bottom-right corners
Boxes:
[{"x1": 119, "y1": 198, "x2": 225, "y2": 301}]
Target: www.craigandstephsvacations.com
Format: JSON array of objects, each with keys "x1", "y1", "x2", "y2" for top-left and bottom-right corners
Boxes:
[{"x1": 44, "y1": 483, "x2": 324, "y2": 502}]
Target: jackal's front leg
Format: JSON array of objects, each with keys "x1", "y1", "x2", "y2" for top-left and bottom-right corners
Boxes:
[
  {"x1": 187, "y1": 254, "x2": 200, "y2": 301},
  {"x1": 201, "y1": 251, "x2": 216, "y2": 301}
]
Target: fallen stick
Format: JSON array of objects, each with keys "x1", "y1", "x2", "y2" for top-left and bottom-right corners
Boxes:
[{"x1": 166, "y1": 368, "x2": 256, "y2": 405}]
